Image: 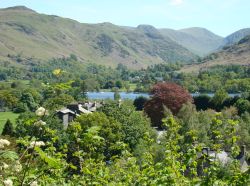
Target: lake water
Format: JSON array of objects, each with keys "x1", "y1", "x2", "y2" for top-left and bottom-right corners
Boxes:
[
  {"x1": 87, "y1": 92, "x2": 240, "y2": 100},
  {"x1": 87, "y1": 92, "x2": 149, "y2": 100}
]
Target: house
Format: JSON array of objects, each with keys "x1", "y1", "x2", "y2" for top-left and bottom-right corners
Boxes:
[
  {"x1": 57, "y1": 108, "x2": 76, "y2": 129},
  {"x1": 82, "y1": 101, "x2": 102, "y2": 112},
  {"x1": 57, "y1": 102, "x2": 102, "y2": 128},
  {"x1": 197, "y1": 145, "x2": 249, "y2": 176}
]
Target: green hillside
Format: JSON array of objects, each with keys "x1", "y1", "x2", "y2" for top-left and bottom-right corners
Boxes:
[
  {"x1": 220, "y1": 28, "x2": 250, "y2": 47},
  {"x1": 181, "y1": 35, "x2": 250, "y2": 72},
  {"x1": 0, "y1": 6, "x2": 197, "y2": 69},
  {"x1": 160, "y1": 27, "x2": 223, "y2": 56}
]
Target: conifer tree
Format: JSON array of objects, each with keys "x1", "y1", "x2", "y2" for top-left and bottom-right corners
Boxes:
[{"x1": 2, "y1": 119, "x2": 14, "y2": 136}]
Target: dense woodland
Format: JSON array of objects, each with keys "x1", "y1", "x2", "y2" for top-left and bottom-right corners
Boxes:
[
  {"x1": 0, "y1": 56, "x2": 250, "y2": 185},
  {"x1": 0, "y1": 56, "x2": 250, "y2": 93}
]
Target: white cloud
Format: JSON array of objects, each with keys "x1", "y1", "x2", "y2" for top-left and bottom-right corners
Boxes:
[{"x1": 171, "y1": 0, "x2": 184, "y2": 6}]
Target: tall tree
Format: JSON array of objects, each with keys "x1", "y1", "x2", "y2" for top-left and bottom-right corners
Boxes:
[{"x1": 144, "y1": 82, "x2": 193, "y2": 128}]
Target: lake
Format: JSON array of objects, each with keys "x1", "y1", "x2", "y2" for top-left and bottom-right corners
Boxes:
[
  {"x1": 87, "y1": 92, "x2": 240, "y2": 100},
  {"x1": 87, "y1": 92, "x2": 149, "y2": 100}
]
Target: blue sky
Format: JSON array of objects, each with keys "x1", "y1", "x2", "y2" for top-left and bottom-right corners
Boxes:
[{"x1": 0, "y1": 0, "x2": 249, "y2": 36}]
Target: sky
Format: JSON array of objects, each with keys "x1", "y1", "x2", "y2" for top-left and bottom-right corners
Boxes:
[{"x1": 0, "y1": 0, "x2": 249, "y2": 37}]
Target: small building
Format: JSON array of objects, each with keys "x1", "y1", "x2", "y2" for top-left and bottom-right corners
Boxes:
[
  {"x1": 82, "y1": 101, "x2": 102, "y2": 112},
  {"x1": 197, "y1": 145, "x2": 249, "y2": 176},
  {"x1": 57, "y1": 108, "x2": 76, "y2": 129},
  {"x1": 57, "y1": 102, "x2": 102, "y2": 128}
]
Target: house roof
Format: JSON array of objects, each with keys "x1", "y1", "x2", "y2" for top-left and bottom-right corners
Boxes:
[
  {"x1": 207, "y1": 151, "x2": 231, "y2": 165},
  {"x1": 78, "y1": 105, "x2": 92, "y2": 114},
  {"x1": 57, "y1": 108, "x2": 75, "y2": 114},
  {"x1": 200, "y1": 147, "x2": 249, "y2": 172}
]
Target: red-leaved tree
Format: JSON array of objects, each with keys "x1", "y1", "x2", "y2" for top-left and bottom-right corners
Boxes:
[{"x1": 144, "y1": 82, "x2": 193, "y2": 128}]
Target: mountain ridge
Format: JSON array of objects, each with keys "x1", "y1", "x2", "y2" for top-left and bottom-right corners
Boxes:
[
  {"x1": 0, "y1": 6, "x2": 249, "y2": 70},
  {"x1": 159, "y1": 27, "x2": 223, "y2": 56},
  {"x1": 0, "y1": 6, "x2": 198, "y2": 69},
  {"x1": 1, "y1": 6, "x2": 36, "y2": 12},
  {"x1": 220, "y1": 28, "x2": 250, "y2": 48},
  {"x1": 181, "y1": 34, "x2": 250, "y2": 72}
]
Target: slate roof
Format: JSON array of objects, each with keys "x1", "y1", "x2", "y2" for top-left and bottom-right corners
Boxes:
[{"x1": 57, "y1": 108, "x2": 75, "y2": 114}]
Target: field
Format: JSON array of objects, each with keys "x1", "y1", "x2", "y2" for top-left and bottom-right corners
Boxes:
[{"x1": 0, "y1": 112, "x2": 19, "y2": 134}]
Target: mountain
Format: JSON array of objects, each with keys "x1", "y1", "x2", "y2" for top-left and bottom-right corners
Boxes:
[
  {"x1": 181, "y1": 35, "x2": 250, "y2": 73},
  {"x1": 221, "y1": 28, "x2": 250, "y2": 47},
  {"x1": 0, "y1": 6, "x2": 197, "y2": 69},
  {"x1": 159, "y1": 27, "x2": 223, "y2": 56}
]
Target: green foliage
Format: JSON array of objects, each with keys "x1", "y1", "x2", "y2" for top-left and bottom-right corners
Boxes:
[
  {"x1": 234, "y1": 98, "x2": 250, "y2": 115},
  {"x1": 113, "y1": 89, "x2": 121, "y2": 100},
  {"x1": 20, "y1": 92, "x2": 38, "y2": 111},
  {"x1": 43, "y1": 94, "x2": 74, "y2": 111},
  {"x1": 66, "y1": 112, "x2": 125, "y2": 168},
  {"x1": 115, "y1": 80, "x2": 123, "y2": 89},
  {"x1": 194, "y1": 94, "x2": 211, "y2": 110},
  {"x1": 133, "y1": 96, "x2": 148, "y2": 110},
  {"x1": 0, "y1": 45, "x2": 250, "y2": 185},
  {"x1": 0, "y1": 90, "x2": 18, "y2": 110},
  {"x1": 1, "y1": 119, "x2": 15, "y2": 136},
  {"x1": 210, "y1": 89, "x2": 229, "y2": 111},
  {"x1": 98, "y1": 101, "x2": 156, "y2": 150},
  {"x1": 0, "y1": 105, "x2": 249, "y2": 185}
]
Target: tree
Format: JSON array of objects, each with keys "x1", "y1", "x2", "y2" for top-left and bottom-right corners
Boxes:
[
  {"x1": 84, "y1": 78, "x2": 100, "y2": 91},
  {"x1": 133, "y1": 96, "x2": 148, "y2": 111},
  {"x1": 177, "y1": 102, "x2": 199, "y2": 134},
  {"x1": 44, "y1": 94, "x2": 74, "y2": 111},
  {"x1": 210, "y1": 89, "x2": 229, "y2": 111},
  {"x1": 234, "y1": 98, "x2": 250, "y2": 115},
  {"x1": 0, "y1": 90, "x2": 18, "y2": 110},
  {"x1": 123, "y1": 82, "x2": 130, "y2": 92},
  {"x1": 0, "y1": 72, "x2": 7, "y2": 80},
  {"x1": 66, "y1": 112, "x2": 125, "y2": 170},
  {"x1": 114, "y1": 89, "x2": 121, "y2": 100},
  {"x1": 2, "y1": 119, "x2": 14, "y2": 136},
  {"x1": 13, "y1": 102, "x2": 28, "y2": 113},
  {"x1": 98, "y1": 101, "x2": 156, "y2": 150},
  {"x1": 194, "y1": 94, "x2": 211, "y2": 110},
  {"x1": 115, "y1": 80, "x2": 123, "y2": 89},
  {"x1": 70, "y1": 80, "x2": 87, "y2": 100},
  {"x1": 70, "y1": 54, "x2": 78, "y2": 61},
  {"x1": 20, "y1": 92, "x2": 38, "y2": 111},
  {"x1": 144, "y1": 82, "x2": 193, "y2": 128},
  {"x1": 104, "y1": 81, "x2": 115, "y2": 89}
]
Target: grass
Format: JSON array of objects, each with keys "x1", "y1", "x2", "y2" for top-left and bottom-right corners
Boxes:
[
  {"x1": 0, "y1": 112, "x2": 19, "y2": 134},
  {"x1": 129, "y1": 83, "x2": 137, "y2": 91}
]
